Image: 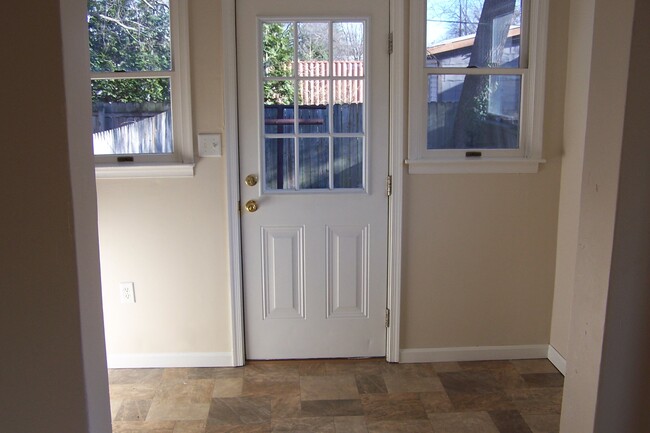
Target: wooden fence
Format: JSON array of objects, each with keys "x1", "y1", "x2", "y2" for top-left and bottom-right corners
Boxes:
[
  {"x1": 264, "y1": 103, "x2": 364, "y2": 190},
  {"x1": 92, "y1": 102, "x2": 172, "y2": 155},
  {"x1": 264, "y1": 103, "x2": 363, "y2": 134}
]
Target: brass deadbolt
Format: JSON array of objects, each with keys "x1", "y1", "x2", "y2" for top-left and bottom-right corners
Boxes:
[{"x1": 245, "y1": 174, "x2": 258, "y2": 187}]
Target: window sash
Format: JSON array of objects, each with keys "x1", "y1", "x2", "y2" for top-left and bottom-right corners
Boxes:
[
  {"x1": 91, "y1": 0, "x2": 192, "y2": 165},
  {"x1": 408, "y1": 0, "x2": 547, "y2": 169}
]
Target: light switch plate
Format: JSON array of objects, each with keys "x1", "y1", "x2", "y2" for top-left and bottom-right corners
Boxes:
[{"x1": 198, "y1": 133, "x2": 222, "y2": 157}]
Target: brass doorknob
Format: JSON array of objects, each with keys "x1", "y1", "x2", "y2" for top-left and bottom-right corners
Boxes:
[
  {"x1": 245, "y1": 200, "x2": 258, "y2": 213},
  {"x1": 245, "y1": 174, "x2": 258, "y2": 187}
]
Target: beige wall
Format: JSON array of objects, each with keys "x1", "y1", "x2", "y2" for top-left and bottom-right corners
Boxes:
[
  {"x1": 97, "y1": 0, "x2": 232, "y2": 357},
  {"x1": 1, "y1": 1, "x2": 110, "y2": 431},
  {"x1": 97, "y1": 0, "x2": 572, "y2": 360},
  {"x1": 400, "y1": 0, "x2": 568, "y2": 350}
]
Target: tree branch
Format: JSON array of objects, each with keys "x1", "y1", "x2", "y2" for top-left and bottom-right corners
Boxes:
[{"x1": 97, "y1": 14, "x2": 138, "y2": 32}]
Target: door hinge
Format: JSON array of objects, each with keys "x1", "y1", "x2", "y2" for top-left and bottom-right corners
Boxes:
[
  {"x1": 388, "y1": 32, "x2": 394, "y2": 55},
  {"x1": 237, "y1": 200, "x2": 241, "y2": 213},
  {"x1": 385, "y1": 309, "x2": 390, "y2": 328},
  {"x1": 386, "y1": 175, "x2": 393, "y2": 197}
]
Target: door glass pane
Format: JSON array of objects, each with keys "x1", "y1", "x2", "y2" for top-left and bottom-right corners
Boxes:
[
  {"x1": 263, "y1": 22, "x2": 294, "y2": 77},
  {"x1": 265, "y1": 81, "x2": 295, "y2": 134},
  {"x1": 298, "y1": 22, "x2": 329, "y2": 67},
  {"x1": 265, "y1": 138, "x2": 296, "y2": 190},
  {"x1": 299, "y1": 80, "x2": 329, "y2": 133},
  {"x1": 91, "y1": 78, "x2": 172, "y2": 155},
  {"x1": 333, "y1": 80, "x2": 364, "y2": 133},
  {"x1": 334, "y1": 138, "x2": 363, "y2": 188},
  {"x1": 425, "y1": 0, "x2": 522, "y2": 68},
  {"x1": 298, "y1": 60, "x2": 330, "y2": 78},
  {"x1": 426, "y1": 74, "x2": 521, "y2": 149},
  {"x1": 299, "y1": 138, "x2": 330, "y2": 189},
  {"x1": 333, "y1": 22, "x2": 364, "y2": 76},
  {"x1": 261, "y1": 19, "x2": 367, "y2": 192}
]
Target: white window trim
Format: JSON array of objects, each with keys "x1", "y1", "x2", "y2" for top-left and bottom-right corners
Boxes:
[
  {"x1": 406, "y1": 0, "x2": 548, "y2": 174},
  {"x1": 93, "y1": 0, "x2": 194, "y2": 178}
]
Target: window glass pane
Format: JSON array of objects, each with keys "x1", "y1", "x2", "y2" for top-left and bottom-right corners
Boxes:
[
  {"x1": 265, "y1": 81, "x2": 295, "y2": 134},
  {"x1": 299, "y1": 80, "x2": 329, "y2": 134},
  {"x1": 299, "y1": 138, "x2": 330, "y2": 189},
  {"x1": 265, "y1": 138, "x2": 296, "y2": 190},
  {"x1": 333, "y1": 80, "x2": 364, "y2": 133},
  {"x1": 334, "y1": 138, "x2": 363, "y2": 189},
  {"x1": 263, "y1": 22, "x2": 294, "y2": 78},
  {"x1": 91, "y1": 78, "x2": 172, "y2": 155},
  {"x1": 298, "y1": 22, "x2": 329, "y2": 70},
  {"x1": 88, "y1": 0, "x2": 171, "y2": 73},
  {"x1": 425, "y1": 0, "x2": 522, "y2": 68},
  {"x1": 333, "y1": 22, "x2": 364, "y2": 76},
  {"x1": 427, "y1": 74, "x2": 520, "y2": 149}
]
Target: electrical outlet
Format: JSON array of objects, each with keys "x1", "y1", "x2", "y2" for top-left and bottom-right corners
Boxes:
[{"x1": 119, "y1": 282, "x2": 136, "y2": 304}]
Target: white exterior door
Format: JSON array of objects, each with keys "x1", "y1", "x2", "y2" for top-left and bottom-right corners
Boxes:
[{"x1": 237, "y1": 0, "x2": 390, "y2": 359}]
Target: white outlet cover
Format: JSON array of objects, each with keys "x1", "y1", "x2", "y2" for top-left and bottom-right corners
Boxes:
[
  {"x1": 198, "y1": 133, "x2": 222, "y2": 157},
  {"x1": 119, "y1": 282, "x2": 136, "y2": 304}
]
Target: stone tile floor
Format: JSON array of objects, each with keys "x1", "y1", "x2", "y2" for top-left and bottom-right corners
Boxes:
[{"x1": 109, "y1": 358, "x2": 563, "y2": 433}]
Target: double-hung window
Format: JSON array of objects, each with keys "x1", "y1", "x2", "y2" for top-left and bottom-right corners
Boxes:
[
  {"x1": 407, "y1": 0, "x2": 548, "y2": 173},
  {"x1": 88, "y1": 0, "x2": 193, "y2": 175}
]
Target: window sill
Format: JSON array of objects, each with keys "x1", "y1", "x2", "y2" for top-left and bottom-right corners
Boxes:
[
  {"x1": 405, "y1": 158, "x2": 545, "y2": 174},
  {"x1": 95, "y1": 163, "x2": 195, "y2": 179}
]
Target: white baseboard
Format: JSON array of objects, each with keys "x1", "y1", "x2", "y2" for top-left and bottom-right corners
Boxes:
[
  {"x1": 547, "y1": 345, "x2": 567, "y2": 376},
  {"x1": 107, "y1": 352, "x2": 234, "y2": 369},
  {"x1": 400, "y1": 345, "x2": 549, "y2": 363}
]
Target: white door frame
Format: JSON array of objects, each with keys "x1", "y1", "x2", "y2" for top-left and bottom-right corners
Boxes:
[{"x1": 221, "y1": 0, "x2": 405, "y2": 366}]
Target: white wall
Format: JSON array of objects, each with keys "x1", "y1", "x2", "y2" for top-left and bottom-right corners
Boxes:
[
  {"x1": 0, "y1": 1, "x2": 110, "y2": 431},
  {"x1": 549, "y1": 0, "x2": 594, "y2": 360},
  {"x1": 60, "y1": 0, "x2": 112, "y2": 429},
  {"x1": 559, "y1": 0, "x2": 636, "y2": 431},
  {"x1": 593, "y1": 1, "x2": 650, "y2": 430}
]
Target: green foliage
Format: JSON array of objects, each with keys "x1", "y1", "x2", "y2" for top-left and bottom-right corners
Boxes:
[
  {"x1": 91, "y1": 78, "x2": 170, "y2": 103},
  {"x1": 88, "y1": 0, "x2": 171, "y2": 102},
  {"x1": 263, "y1": 23, "x2": 295, "y2": 105},
  {"x1": 260, "y1": 21, "x2": 365, "y2": 105}
]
